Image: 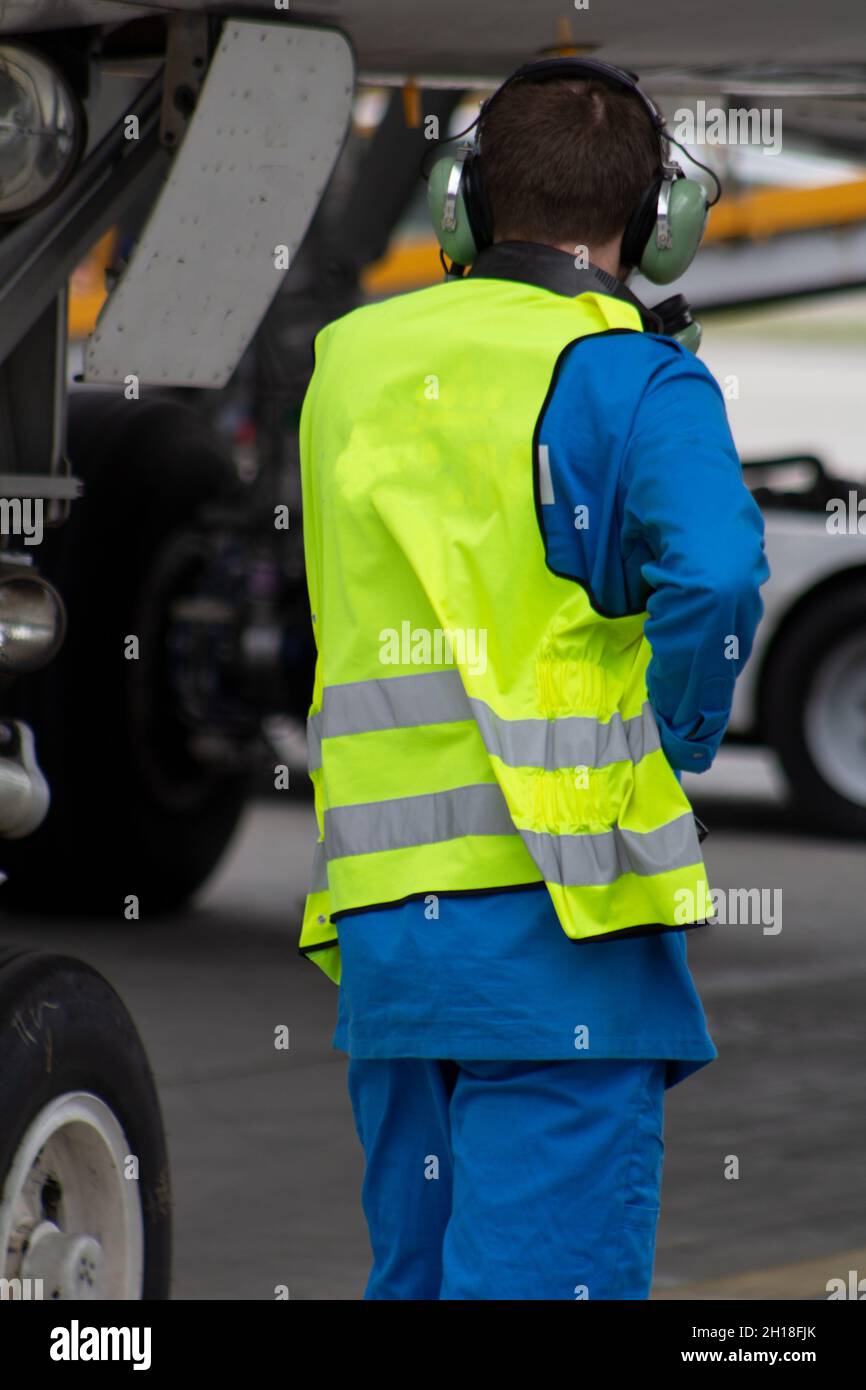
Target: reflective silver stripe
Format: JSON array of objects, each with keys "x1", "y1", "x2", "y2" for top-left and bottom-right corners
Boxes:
[
  {"x1": 306, "y1": 673, "x2": 465, "y2": 772},
  {"x1": 538, "y1": 443, "x2": 556, "y2": 505},
  {"x1": 319, "y1": 670, "x2": 467, "y2": 738},
  {"x1": 324, "y1": 782, "x2": 699, "y2": 889},
  {"x1": 324, "y1": 784, "x2": 516, "y2": 859},
  {"x1": 521, "y1": 811, "x2": 700, "y2": 887},
  {"x1": 308, "y1": 838, "x2": 328, "y2": 893},
  {"x1": 471, "y1": 699, "x2": 659, "y2": 769},
  {"x1": 307, "y1": 715, "x2": 322, "y2": 773},
  {"x1": 308, "y1": 670, "x2": 659, "y2": 771}
]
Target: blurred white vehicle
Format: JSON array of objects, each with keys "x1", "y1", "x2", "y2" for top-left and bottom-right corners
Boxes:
[{"x1": 730, "y1": 455, "x2": 866, "y2": 832}]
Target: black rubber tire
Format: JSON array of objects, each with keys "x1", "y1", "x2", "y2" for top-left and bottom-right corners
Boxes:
[
  {"x1": 762, "y1": 579, "x2": 866, "y2": 836},
  {"x1": 1, "y1": 391, "x2": 249, "y2": 914},
  {"x1": 0, "y1": 949, "x2": 171, "y2": 1299}
]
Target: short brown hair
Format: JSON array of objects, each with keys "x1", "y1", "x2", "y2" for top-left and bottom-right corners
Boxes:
[{"x1": 478, "y1": 77, "x2": 662, "y2": 252}]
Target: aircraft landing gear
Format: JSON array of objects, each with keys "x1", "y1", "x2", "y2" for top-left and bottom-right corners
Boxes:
[{"x1": 1, "y1": 392, "x2": 253, "y2": 914}]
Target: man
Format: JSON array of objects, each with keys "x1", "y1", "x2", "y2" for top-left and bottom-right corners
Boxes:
[{"x1": 298, "y1": 60, "x2": 769, "y2": 1300}]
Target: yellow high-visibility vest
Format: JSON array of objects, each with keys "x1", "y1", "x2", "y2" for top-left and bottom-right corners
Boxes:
[{"x1": 299, "y1": 276, "x2": 711, "y2": 983}]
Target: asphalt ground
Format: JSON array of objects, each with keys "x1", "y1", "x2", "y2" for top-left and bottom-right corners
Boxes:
[{"x1": 0, "y1": 746, "x2": 863, "y2": 1300}]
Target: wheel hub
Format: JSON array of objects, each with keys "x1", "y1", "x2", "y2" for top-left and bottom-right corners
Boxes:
[
  {"x1": 804, "y1": 631, "x2": 866, "y2": 807},
  {"x1": 20, "y1": 1220, "x2": 104, "y2": 1298},
  {"x1": 0, "y1": 1092, "x2": 143, "y2": 1299}
]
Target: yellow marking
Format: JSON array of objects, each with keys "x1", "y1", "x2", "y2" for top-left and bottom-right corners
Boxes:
[
  {"x1": 653, "y1": 1246, "x2": 866, "y2": 1300},
  {"x1": 362, "y1": 235, "x2": 443, "y2": 294},
  {"x1": 362, "y1": 179, "x2": 866, "y2": 295},
  {"x1": 401, "y1": 80, "x2": 421, "y2": 129},
  {"x1": 68, "y1": 229, "x2": 116, "y2": 339},
  {"x1": 704, "y1": 178, "x2": 866, "y2": 243}
]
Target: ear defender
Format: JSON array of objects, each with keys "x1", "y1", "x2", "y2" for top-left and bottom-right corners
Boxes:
[
  {"x1": 426, "y1": 58, "x2": 717, "y2": 285},
  {"x1": 623, "y1": 172, "x2": 710, "y2": 284},
  {"x1": 426, "y1": 144, "x2": 486, "y2": 269}
]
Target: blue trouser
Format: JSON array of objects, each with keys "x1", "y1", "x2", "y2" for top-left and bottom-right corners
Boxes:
[{"x1": 347, "y1": 1056, "x2": 666, "y2": 1300}]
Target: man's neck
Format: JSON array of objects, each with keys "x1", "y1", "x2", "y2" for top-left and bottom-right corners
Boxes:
[
  {"x1": 468, "y1": 241, "x2": 661, "y2": 333},
  {"x1": 537, "y1": 238, "x2": 626, "y2": 282}
]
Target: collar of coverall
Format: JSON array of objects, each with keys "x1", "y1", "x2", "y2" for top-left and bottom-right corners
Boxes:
[{"x1": 467, "y1": 239, "x2": 662, "y2": 334}]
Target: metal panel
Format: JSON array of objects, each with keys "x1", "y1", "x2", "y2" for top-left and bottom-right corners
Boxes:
[
  {"x1": 85, "y1": 21, "x2": 354, "y2": 389},
  {"x1": 7, "y1": 3, "x2": 866, "y2": 90}
]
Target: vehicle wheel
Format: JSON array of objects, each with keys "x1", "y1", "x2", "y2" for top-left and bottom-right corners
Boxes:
[
  {"x1": 762, "y1": 580, "x2": 866, "y2": 835},
  {"x1": 1, "y1": 391, "x2": 249, "y2": 914},
  {"x1": 0, "y1": 949, "x2": 170, "y2": 1299}
]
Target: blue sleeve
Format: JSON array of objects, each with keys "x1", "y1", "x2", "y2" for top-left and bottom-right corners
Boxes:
[{"x1": 619, "y1": 341, "x2": 770, "y2": 772}]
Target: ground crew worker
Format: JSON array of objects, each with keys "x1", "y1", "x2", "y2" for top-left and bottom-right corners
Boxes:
[{"x1": 298, "y1": 57, "x2": 769, "y2": 1300}]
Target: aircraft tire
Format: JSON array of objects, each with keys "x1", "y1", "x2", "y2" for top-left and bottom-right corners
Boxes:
[
  {"x1": 0, "y1": 947, "x2": 171, "y2": 1299},
  {"x1": 762, "y1": 578, "x2": 866, "y2": 836}
]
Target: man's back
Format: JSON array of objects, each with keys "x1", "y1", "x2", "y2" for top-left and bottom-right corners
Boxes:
[
  {"x1": 301, "y1": 266, "x2": 735, "y2": 956},
  {"x1": 298, "y1": 60, "x2": 769, "y2": 1301},
  {"x1": 303, "y1": 241, "x2": 766, "y2": 1091}
]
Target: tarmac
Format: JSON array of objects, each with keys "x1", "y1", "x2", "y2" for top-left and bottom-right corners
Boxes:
[{"x1": 0, "y1": 746, "x2": 862, "y2": 1300}]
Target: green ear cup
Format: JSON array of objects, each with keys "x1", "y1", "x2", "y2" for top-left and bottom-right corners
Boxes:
[
  {"x1": 674, "y1": 317, "x2": 703, "y2": 354},
  {"x1": 427, "y1": 152, "x2": 710, "y2": 281},
  {"x1": 639, "y1": 177, "x2": 709, "y2": 285},
  {"x1": 427, "y1": 153, "x2": 480, "y2": 267}
]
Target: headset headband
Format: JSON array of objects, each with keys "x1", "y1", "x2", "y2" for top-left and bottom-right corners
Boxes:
[{"x1": 475, "y1": 57, "x2": 668, "y2": 151}]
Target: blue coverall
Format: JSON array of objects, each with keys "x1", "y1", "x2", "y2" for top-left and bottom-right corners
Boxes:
[{"x1": 330, "y1": 243, "x2": 769, "y2": 1300}]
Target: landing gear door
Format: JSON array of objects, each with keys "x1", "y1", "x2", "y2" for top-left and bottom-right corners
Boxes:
[{"x1": 84, "y1": 21, "x2": 355, "y2": 390}]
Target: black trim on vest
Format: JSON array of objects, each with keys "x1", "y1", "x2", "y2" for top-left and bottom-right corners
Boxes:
[
  {"x1": 467, "y1": 240, "x2": 662, "y2": 333},
  {"x1": 573, "y1": 917, "x2": 712, "y2": 944},
  {"x1": 299, "y1": 937, "x2": 339, "y2": 958},
  {"x1": 308, "y1": 885, "x2": 711, "y2": 944}
]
